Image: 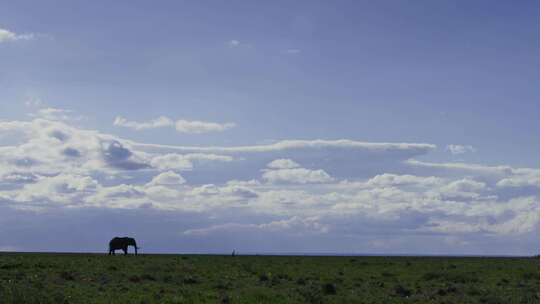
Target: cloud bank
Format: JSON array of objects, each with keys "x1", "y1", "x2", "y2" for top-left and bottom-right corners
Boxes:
[{"x1": 1, "y1": 111, "x2": 540, "y2": 255}]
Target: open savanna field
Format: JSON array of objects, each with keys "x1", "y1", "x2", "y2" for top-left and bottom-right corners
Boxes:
[{"x1": 1, "y1": 253, "x2": 540, "y2": 303}]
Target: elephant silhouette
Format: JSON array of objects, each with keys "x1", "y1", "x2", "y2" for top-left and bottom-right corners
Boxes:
[{"x1": 109, "y1": 237, "x2": 139, "y2": 255}]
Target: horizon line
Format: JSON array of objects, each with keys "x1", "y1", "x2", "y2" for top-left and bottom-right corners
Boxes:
[{"x1": 0, "y1": 251, "x2": 535, "y2": 258}]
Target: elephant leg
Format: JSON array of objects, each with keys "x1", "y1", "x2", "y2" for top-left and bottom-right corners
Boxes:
[{"x1": 123, "y1": 247, "x2": 128, "y2": 255}]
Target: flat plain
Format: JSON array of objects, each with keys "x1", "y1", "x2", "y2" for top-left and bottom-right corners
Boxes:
[{"x1": 1, "y1": 253, "x2": 539, "y2": 303}]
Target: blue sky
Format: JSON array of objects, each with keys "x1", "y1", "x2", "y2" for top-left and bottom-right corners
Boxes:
[{"x1": 1, "y1": 1, "x2": 540, "y2": 255}]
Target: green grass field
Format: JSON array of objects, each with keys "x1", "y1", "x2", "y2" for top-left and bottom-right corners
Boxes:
[{"x1": 1, "y1": 253, "x2": 539, "y2": 303}]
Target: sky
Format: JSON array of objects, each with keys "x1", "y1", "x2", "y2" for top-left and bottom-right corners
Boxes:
[{"x1": 1, "y1": 0, "x2": 540, "y2": 255}]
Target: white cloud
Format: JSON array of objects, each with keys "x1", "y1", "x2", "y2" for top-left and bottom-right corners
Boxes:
[
  {"x1": 150, "y1": 154, "x2": 194, "y2": 171},
  {"x1": 260, "y1": 216, "x2": 328, "y2": 233},
  {"x1": 267, "y1": 159, "x2": 300, "y2": 169},
  {"x1": 114, "y1": 116, "x2": 173, "y2": 130},
  {"x1": 447, "y1": 144, "x2": 476, "y2": 155},
  {"x1": 184, "y1": 216, "x2": 328, "y2": 236},
  {"x1": 0, "y1": 172, "x2": 38, "y2": 184},
  {"x1": 0, "y1": 118, "x2": 149, "y2": 177},
  {"x1": 150, "y1": 153, "x2": 233, "y2": 171},
  {"x1": 4, "y1": 173, "x2": 98, "y2": 206},
  {"x1": 135, "y1": 139, "x2": 436, "y2": 154},
  {"x1": 183, "y1": 153, "x2": 234, "y2": 162},
  {"x1": 175, "y1": 120, "x2": 235, "y2": 133},
  {"x1": 220, "y1": 185, "x2": 258, "y2": 199},
  {"x1": 84, "y1": 184, "x2": 147, "y2": 208},
  {"x1": 147, "y1": 171, "x2": 186, "y2": 187},
  {"x1": 425, "y1": 197, "x2": 540, "y2": 235},
  {"x1": 406, "y1": 159, "x2": 513, "y2": 176},
  {"x1": 263, "y1": 168, "x2": 334, "y2": 184},
  {"x1": 113, "y1": 116, "x2": 235, "y2": 133},
  {"x1": 407, "y1": 159, "x2": 540, "y2": 190},
  {"x1": 365, "y1": 173, "x2": 442, "y2": 188},
  {"x1": 4, "y1": 114, "x2": 540, "y2": 253},
  {"x1": 438, "y1": 178, "x2": 487, "y2": 199},
  {"x1": 30, "y1": 107, "x2": 79, "y2": 121},
  {"x1": 0, "y1": 28, "x2": 34, "y2": 43},
  {"x1": 263, "y1": 159, "x2": 334, "y2": 184},
  {"x1": 496, "y1": 168, "x2": 540, "y2": 188}
]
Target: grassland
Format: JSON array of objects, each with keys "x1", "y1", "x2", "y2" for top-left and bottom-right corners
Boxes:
[{"x1": 1, "y1": 253, "x2": 540, "y2": 303}]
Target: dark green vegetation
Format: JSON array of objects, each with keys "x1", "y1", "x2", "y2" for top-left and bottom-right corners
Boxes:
[{"x1": 1, "y1": 253, "x2": 540, "y2": 303}]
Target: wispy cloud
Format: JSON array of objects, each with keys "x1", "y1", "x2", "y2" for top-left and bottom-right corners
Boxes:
[
  {"x1": 32, "y1": 108, "x2": 72, "y2": 121},
  {"x1": 27, "y1": 107, "x2": 85, "y2": 122},
  {"x1": 24, "y1": 96, "x2": 43, "y2": 108},
  {"x1": 226, "y1": 39, "x2": 252, "y2": 49},
  {"x1": 446, "y1": 144, "x2": 476, "y2": 155},
  {"x1": 175, "y1": 120, "x2": 235, "y2": 133},
  {"x1": 228, "y1": 39, "x2": 240, "y2": 47},
  {"x1": 283, "y1": 49, "x2": 301, "y2": 54},
  {"x1": 133, "y1": 139, "x2": 436, "y2": 154},
  {"x1": 0, "y1": 28, "x2": 34, "y2": 43},
  {"x1": 184, "y1": 216, "x2": 328, "y2": 236},
  {"x1": 114, "y1": 116, "x2": 173, "y2": 130},
  {"x1": 114, "y1": 116, "x2": 236, "y2": 134}
]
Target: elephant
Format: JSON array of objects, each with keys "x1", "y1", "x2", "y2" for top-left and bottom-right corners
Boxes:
[{"x1": 109, "y1": 237, "x2": 139, "y2": 255}]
